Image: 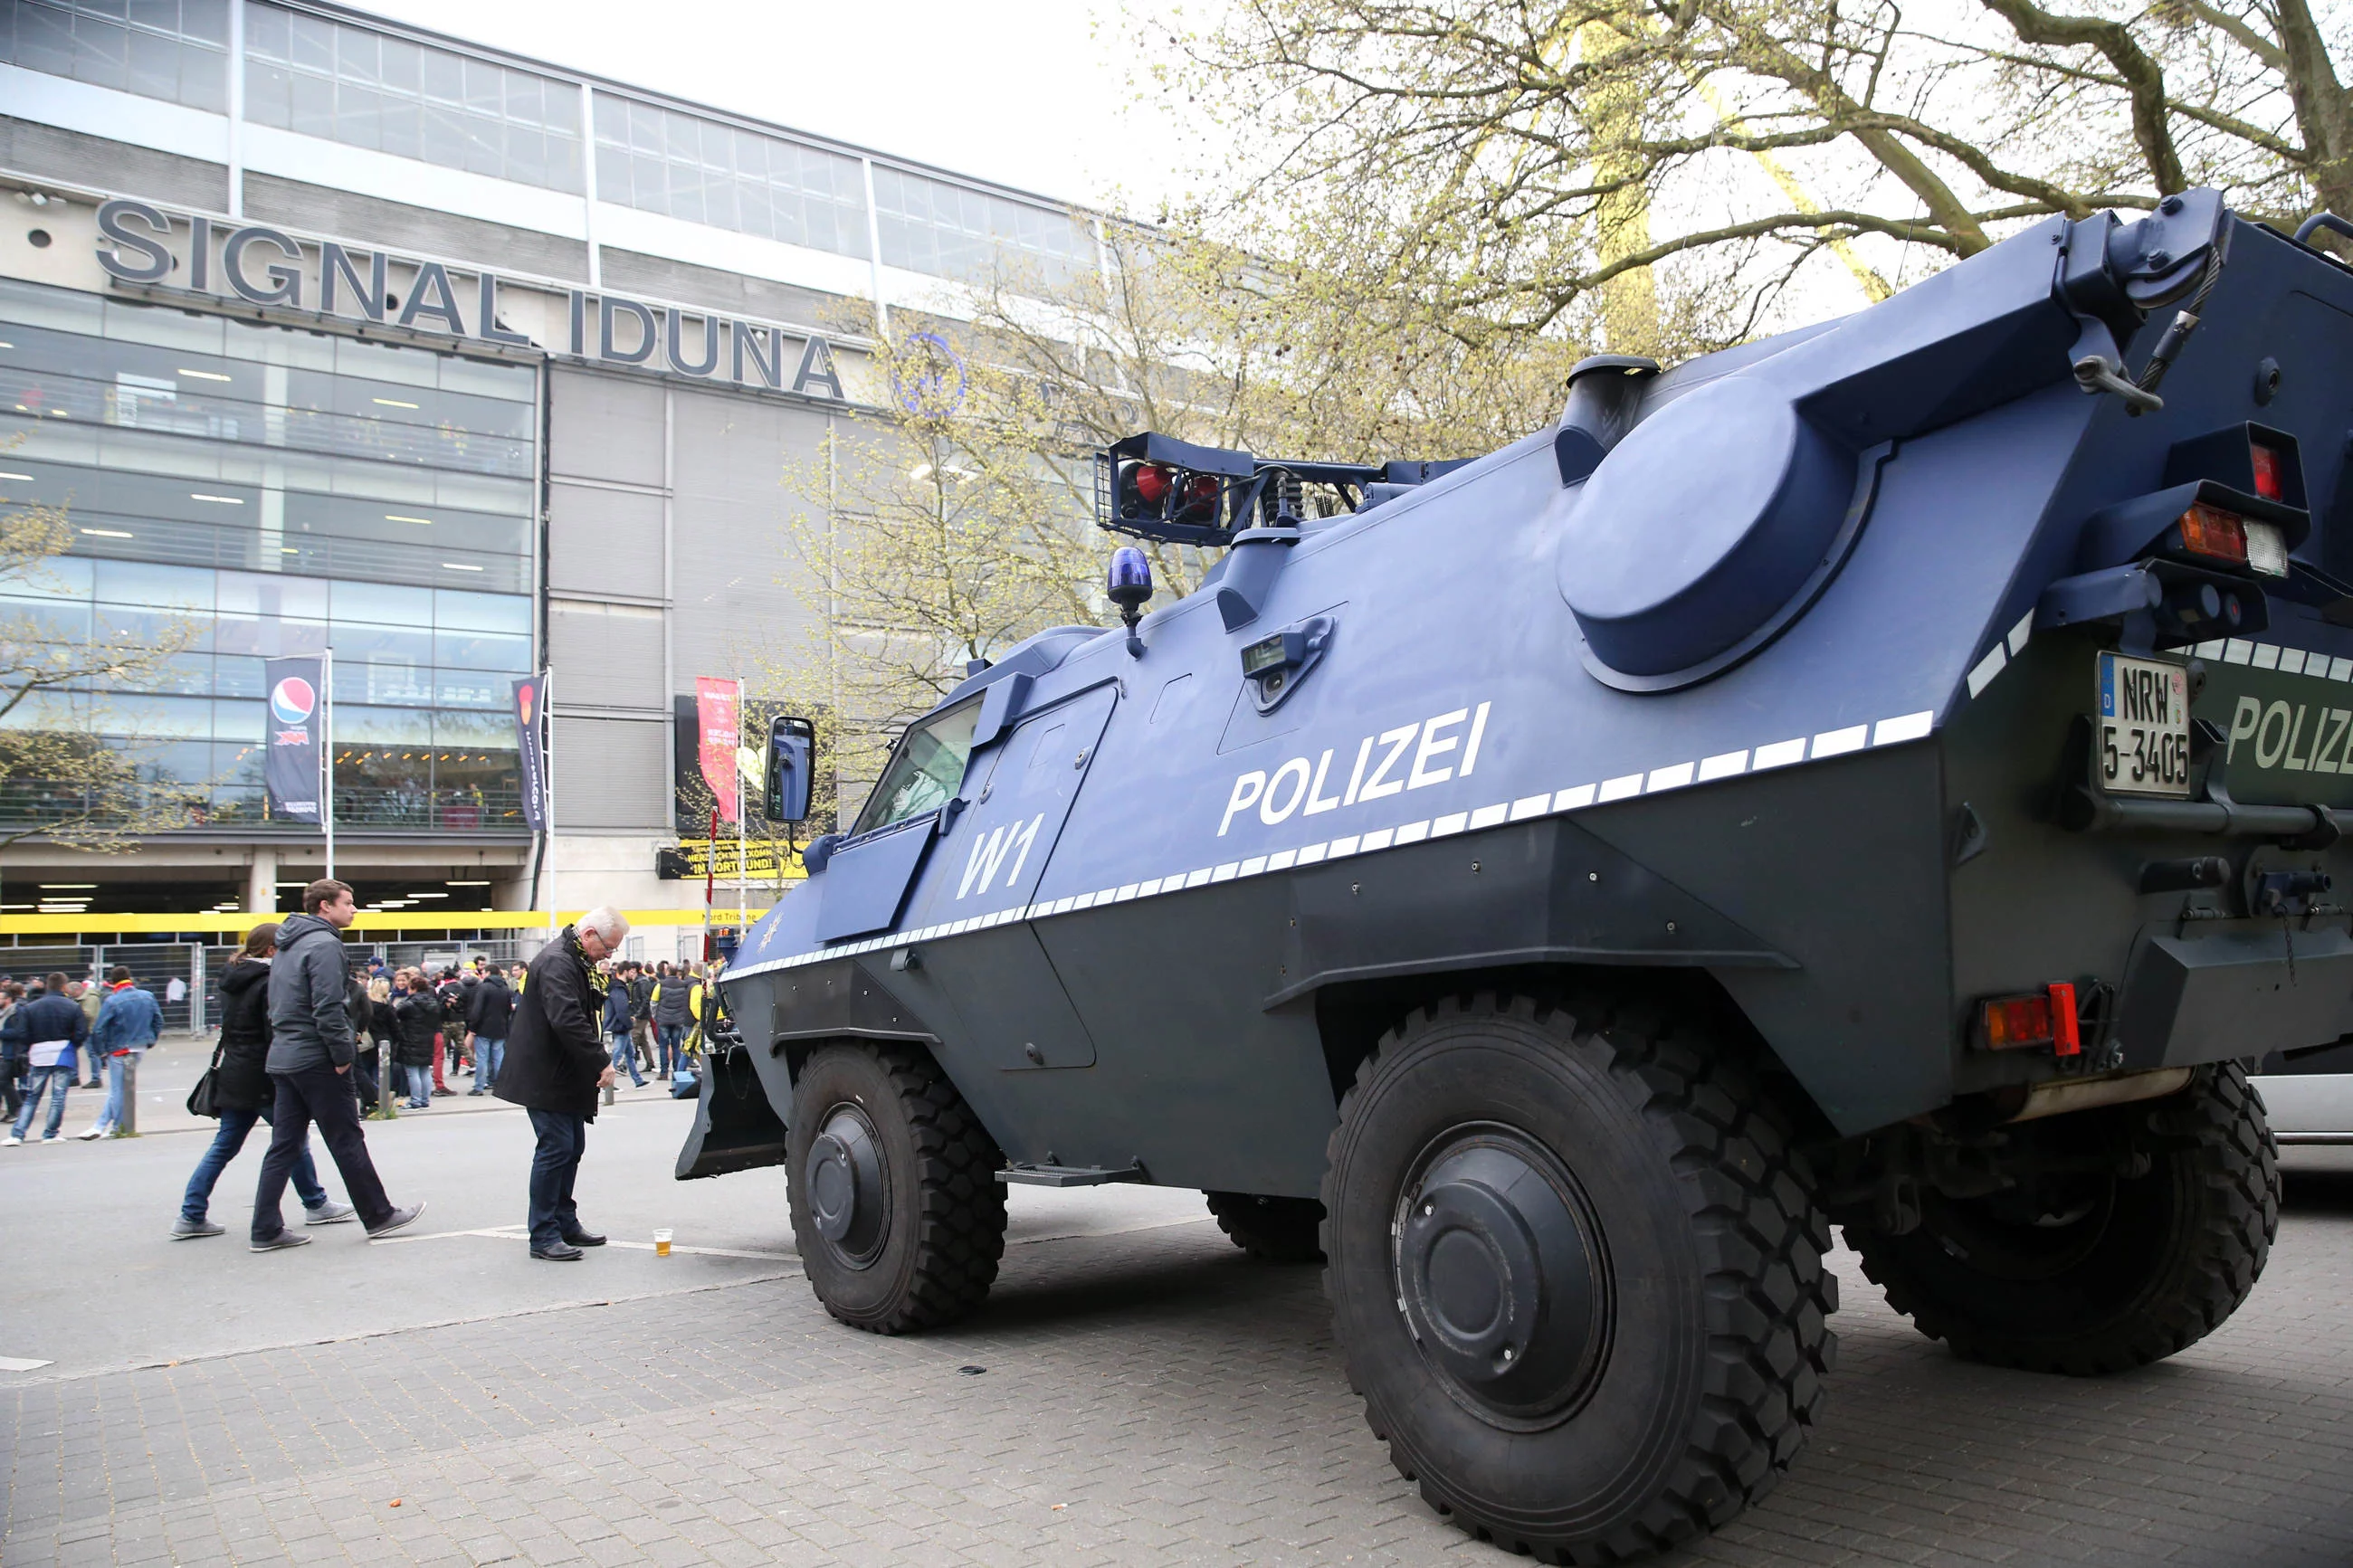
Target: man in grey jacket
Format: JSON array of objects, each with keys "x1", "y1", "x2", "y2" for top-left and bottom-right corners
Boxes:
[{"x1": 249, "y1": 879, "x2": 424, "y2": 1251}]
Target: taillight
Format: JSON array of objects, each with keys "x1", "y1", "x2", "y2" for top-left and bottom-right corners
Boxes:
[
  {"x1": 1978, "y1": 984, "x2": 2081, "y2": 1055},
  {"x1": 2251, "y1": 442, "x2": 2285, "y2": 502},
  {"x1": 2177, "y1": 502, "x2": 2248, "y2": 565}
]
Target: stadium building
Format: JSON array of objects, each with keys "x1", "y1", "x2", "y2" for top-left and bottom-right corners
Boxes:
[{"x1": 0, "y1": 0, "x2": 1108, "y2": 942}]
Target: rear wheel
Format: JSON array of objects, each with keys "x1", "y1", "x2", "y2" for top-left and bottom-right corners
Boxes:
[
  {"x1": 1322, "y1": 991, "x2": 1836, "y2": 1563},
  {"x1": 1845, "y1": 1064, "x2": 2277, "y2": 1375},
  {"x1": 1205, "y1": 1191, "x2": 1326, "y2": 1261},
  {"x1": 787, "y1": 1042, "x2": 1007, "y2": 1334}
]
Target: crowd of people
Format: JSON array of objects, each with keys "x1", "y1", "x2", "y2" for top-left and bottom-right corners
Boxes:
[
  {"x1": 0, "y1": 964, "x2": 164, "y2": 1142},
  {"x1": 0, "y1": 882, "x2": 732, "y2": 1261}
]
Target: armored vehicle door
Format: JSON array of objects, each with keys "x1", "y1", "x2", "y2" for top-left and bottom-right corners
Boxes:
[
  {"x1": 894, "y1": 681, "x2": 1119, "y2": 1071},
  {"x1": 813, "y1": 695, "x2": 981, "y2": 943}
]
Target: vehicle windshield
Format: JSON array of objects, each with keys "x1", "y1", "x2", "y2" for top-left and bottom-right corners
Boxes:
[{"x1": 851, "y1": 698, "x2": 981, "y2": 837}]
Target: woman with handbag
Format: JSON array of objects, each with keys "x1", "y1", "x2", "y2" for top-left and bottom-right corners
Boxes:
[{"x1": 172, "y1": 923, "x2": 355, "y2": 1240}]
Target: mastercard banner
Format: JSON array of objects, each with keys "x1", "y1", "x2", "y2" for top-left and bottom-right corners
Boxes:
[{"x1": 262, "y1": 656, "x2": 325, "y2": 824}]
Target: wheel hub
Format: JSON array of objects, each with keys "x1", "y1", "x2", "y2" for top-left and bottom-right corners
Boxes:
[
  {"x1": 1395, "y1": 1129, "x2": 1607, "y2": 1423},
  {"x1": 805, "y1": 1102, "x2": 890, "y2": 1267}
]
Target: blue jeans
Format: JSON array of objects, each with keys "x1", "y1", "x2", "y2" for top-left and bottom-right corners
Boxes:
[
  {"x1": 182, "y1": 1106, "x2": 327, "y2": 1221},
  {"x1": 472, "y1": 1038, "x2": 504, "y2": 1092},
  {"x1": 526, "y1": 1108, "x2": 586, "y2": 1249},
  {"x1": 609, "y1": 1032, "x2": 644, "y2": 1085},
  {"x1": 83, "y1": 1039, "x2": 104, "y2": 1085},
  {"x1": 403, "y1": 1064, "x2": 433, "y2": 1107},
  {"x1": 11, "y1": 1064, "x2": 71, "y2": 1139},
  {"x1": 657, "y1": 1023, "x2": 686, "y2": 1076},
  {"x1": 95, "y1": 1050, "x2": 138, "y2": 1132}
]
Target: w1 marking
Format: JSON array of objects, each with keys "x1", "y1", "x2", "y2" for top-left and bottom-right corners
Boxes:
[{"x1": 957, "y1": 812, "x2": 1045, "y2": 899}]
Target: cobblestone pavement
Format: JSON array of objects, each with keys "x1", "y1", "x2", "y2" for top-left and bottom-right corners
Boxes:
[{"x1": 5, "y1": 1151, "x2": 2350, "y2": 1568}]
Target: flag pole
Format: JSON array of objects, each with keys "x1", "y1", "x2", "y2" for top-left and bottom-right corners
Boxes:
[
  {"x1": 543, "y1": 669, "x2": 557, "y2": 940},
  {"x1": 735, "y1": 678, "x2": 747, "y2": 937},
  {"x1": 321, "y1": 645, "x2": 336, "y2": 881}
]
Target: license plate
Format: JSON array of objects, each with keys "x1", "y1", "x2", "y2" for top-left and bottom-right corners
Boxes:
[{"x1": 2097, "y1": 651, "x2": 2192, "y2": 797}]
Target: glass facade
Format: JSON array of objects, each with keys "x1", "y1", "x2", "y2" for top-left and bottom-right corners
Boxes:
[
  {"x1": 0, "y1": 278, "x2": 534, "y2": 832},
  {"x1": 242, "y1": 1, "x2": 583, "y2": 192},
  {"x1": 4, "y1": 0, "x2": 1102, "y2": 292},
  {"x1": 873, "y1": 166, "x2": 1095, "y2": 287},
  {"x1": 0, "y1": 0, "x2": 230, "y2": 112},
  {"x1": 591, "y1": 94, "x2": 869, "y2": 258}
]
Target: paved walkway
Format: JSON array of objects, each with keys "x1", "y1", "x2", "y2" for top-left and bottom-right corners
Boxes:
[{"x1": 3, "y1": 1099, "x2": 2349, "y2": 1566}]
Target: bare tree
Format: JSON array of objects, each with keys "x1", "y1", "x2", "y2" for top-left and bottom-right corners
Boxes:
[
  {"x1": 0, "y1": 444, "x2": 203, "y2": 858},
  {"x1": 1171, "y1": 0, "x2": 2350, "y2": 343}
]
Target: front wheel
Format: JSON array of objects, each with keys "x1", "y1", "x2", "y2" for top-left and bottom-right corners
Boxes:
[
  {"x1": 1323, "y1": 991, "x2": 1837, "y2": 1563},
  {"x1": 1845, "y1": 1063, "x2": 2278, "y2": 1375},
  {"x1": 787, "y1": 1042, "x2": 1007, "y2": 1334}
]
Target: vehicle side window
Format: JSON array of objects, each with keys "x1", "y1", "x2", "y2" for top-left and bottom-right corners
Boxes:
[{"x1": 851, "y1": 697, "x2": 981, "y2": 837}]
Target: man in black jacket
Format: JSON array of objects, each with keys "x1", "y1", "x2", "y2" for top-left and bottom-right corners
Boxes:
[
  {"x1": 495, "y1": 906, "x2": 626, "y2": 1259},
  {"x1": 250, "y1": 879, "x2": 424, "y2": 1251},
  {"x1": 4, "y1": 974, "x2": 87, "y2": 1144},
  {"x1": 464, "y1": 965, "x2": 516, "y2": 1096}
]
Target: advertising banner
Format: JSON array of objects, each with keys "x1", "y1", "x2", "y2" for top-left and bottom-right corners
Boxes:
[
  {"x1": 262, "y1": 656, "x2": 325, "y2": 823},
  {"x1": 696, "y1": 677, "x2": 742, "y2": 823},
  {"x1": 512, "y1": 674, "x2": 549, "y2": 832}
]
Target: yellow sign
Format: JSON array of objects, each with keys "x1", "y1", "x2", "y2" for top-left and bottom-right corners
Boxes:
[{"x1": 669, "y1": 838, "x2": 803, "y2": 879}]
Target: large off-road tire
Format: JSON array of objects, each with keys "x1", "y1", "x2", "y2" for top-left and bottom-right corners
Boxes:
[
  {"x1": 1205, "y1": 1191, "x2": 1326, "y2": 1262},
  {"x1": 1845, "y1": 1063, "x2": 2277, "y2": 1375},
  {"x1": 1323, "y1": 991, "x2": 1837, "y2": 1565},
  {"x1": 787, "y1": 1041, "x2": 1007, "y2": 1335}
]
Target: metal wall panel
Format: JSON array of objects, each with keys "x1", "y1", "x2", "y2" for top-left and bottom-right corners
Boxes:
[
  {"x1": 548, "y1": 601, "x2": 665, "y2": 711},
  {"x1": 0, "y1": 116, "x2": 229, "y2": 211},
  {"x1": 550, "y1": 715, "x2": 670, "y2": 828},
  {"x1": 548, "y1": 480, "x2": 664, "y2": 596},
  {"x1": 244, "y1": 173, "x2": 591, "y2": 282},
  {"x1": 549, "y1": 367, "x2": 665, "y2": 488},
  {"x1": 668, "y1": 385, "x2": 826, "y2": 688},
  {"x1": 599, "y1": 248, "x2": 835, "y2": 332}
]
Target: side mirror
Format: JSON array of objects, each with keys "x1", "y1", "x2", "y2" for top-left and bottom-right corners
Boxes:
[{"x1": 765, "y1": 716, "x2": 814, "y2": 824}]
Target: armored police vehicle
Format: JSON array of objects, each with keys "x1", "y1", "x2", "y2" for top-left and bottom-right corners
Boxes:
[{"x1": 683, "y1": 191, "x2": 2353, "y2": 1563}]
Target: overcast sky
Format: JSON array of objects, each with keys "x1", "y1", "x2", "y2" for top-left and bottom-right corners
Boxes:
[{"x1": 356, "y1": 0, "x2": 1202, "y2": 217}]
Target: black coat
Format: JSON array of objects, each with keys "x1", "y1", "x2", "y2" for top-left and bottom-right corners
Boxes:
[
  {"x1": 390, "y1": 993, "x2": 440, "y2": 1067},
  {"x1": 213, "y1": 960, "x2": 277, "y2": 1112},
  {"x1": 466, "y1": 975, "x2": 516, "y2": 1037},
  {"x1": 494, "y1": 927, "x2": 609, "y2": 1121}
]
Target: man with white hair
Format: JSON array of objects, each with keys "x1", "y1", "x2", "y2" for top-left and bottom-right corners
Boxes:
[{"x1": 493, "y1": 907, "x2": 627, "y2": 1260}]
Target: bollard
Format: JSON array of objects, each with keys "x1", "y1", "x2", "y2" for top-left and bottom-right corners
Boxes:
[
  {"x1": 603, "y1": 1078, "x2": 616, "y2": 1108},
  {"x1": 375, "y1": 1053, "x2": 398, "y2": 1120}
]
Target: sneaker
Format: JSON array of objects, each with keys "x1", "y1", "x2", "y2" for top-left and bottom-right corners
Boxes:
[
  {"x1": 74, "y1": 1125, "x2": 107, "y2": 1140},
  {"x1": 171, "y1": 1217, "x2": 224, "y2": 1240},
  {"x1": 432, "y1": 1088, "x2": 454, "y2": 1097},
  {"x1": 366, "y1": 1201, "x2": 425, "y2": 1240},
  {"x1": 3, "y1": 1135, "x2": 20, "y2": 1147},
  {"x1": 40, "y1": 1134, "x2": 63, "y2": 1144},
  {"x1": 249, "y1": 1231, "x2": 313, "y2": 1252},
  {"x1": 303, "y1": 1201, "x2": 357, "y2": 1226}
]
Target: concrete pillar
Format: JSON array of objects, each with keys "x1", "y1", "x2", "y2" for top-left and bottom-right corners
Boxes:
[{"x1": 246, "y1": 847, "x2": 278, "y2": 915}]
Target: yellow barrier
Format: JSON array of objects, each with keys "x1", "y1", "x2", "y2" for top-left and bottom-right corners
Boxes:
[{"x1": 0, "y1": 908, "x2": 777, "y2": 936}]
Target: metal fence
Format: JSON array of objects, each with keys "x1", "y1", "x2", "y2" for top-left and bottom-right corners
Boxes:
[
  {"x1": 1, "y1": 937, "x2": 566, "y2": 1035},
  {"x1": 0, "y1": 929, "x2": 709, "y2": 1031},
  {"x1": 0, "y1": 945, "x2": 206, "y2": 1031}
]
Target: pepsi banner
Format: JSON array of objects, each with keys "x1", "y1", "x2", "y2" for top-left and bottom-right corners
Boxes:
[
  {"x1": 262, "y1": 657, "x2": 325, "y2": 823},
  {"x1": 513, "y1": 674, "x2": 549, "y2": 832}
]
